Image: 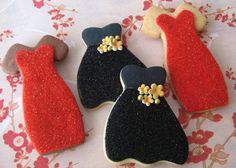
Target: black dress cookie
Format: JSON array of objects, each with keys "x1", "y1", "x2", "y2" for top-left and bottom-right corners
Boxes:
[
  {"x1": 104, "y1": 65, "x2": 188, "y2": 166},
  {"x1": 77, "y1": 23, "x2": 145, "y2": 109}
]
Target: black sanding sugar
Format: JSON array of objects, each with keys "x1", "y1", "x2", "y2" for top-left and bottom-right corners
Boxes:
[
  {"x1": 105, "y1": 89, "x2": 189, "y2": 164},
  {"x1": 77, "y1": 46, "x2": 145, "y2": 108}
]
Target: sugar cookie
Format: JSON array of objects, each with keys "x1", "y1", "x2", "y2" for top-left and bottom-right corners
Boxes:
[
  {"x1": 104, "y1": 65, "x2": 188, "y2": 166},
  {"x1": 2, "y1": 35, "x2": 68, "y2": 74},
  {"x1": 16, "y1": 45, "x2": 84, "y2": 154},
  {"x1": 77, "y1": 23, "x2": 145, "y2": 109},
  {"x1": 142, "y1": 2, "x2": 207, "y2": 38},
  {"x1": 143, "y1": 3, "x2": 228, "y2": 113}
]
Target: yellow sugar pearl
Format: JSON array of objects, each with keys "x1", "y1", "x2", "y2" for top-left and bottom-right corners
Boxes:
[
  {"x1": 155, "y1": 99, "x2": 160, "y2": 104},
  {"x1": 138, "y1": 95, "x2": 143, "y2": 101}
]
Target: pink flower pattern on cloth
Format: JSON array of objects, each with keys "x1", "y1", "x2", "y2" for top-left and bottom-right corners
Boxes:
[{"x1": 3, "y1": 131, "x2": 28, "y2": 151}]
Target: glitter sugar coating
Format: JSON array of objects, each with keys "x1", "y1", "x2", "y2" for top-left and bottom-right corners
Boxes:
[
  {"x1": 156, "y1": 10, "x2": 228, "y2": 113},
  {"x1": 16, "y1": 45, "x2": 85, "y2": 154}
]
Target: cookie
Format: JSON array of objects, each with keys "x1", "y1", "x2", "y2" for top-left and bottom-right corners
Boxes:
[
  {"x1": 174, "y1": 2, "x2": 207, "y2": 31},
  {"x1": 143, "y1": 3, "x2": 228, "y2": 113},
  {"x1": 2, "y1": 35, "x2": 69, "y2": 74},
  {"x1": 77, "y1": 23, "x2": 145, "y2": 109},
  {"x1": 142, "y1": 2, "x2": 206, "y2": 38},
  {"x1": 142, "y1": 6, "x2": 174, "y2": 39},
  {"x1": 104, "y1": 65, "x2": 188, "y2": 166},
  {"x1": 16, "y1": 44, "x2": 84, "y2": 154}
]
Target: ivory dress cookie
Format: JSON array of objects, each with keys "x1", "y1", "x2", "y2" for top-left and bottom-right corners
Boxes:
[
  {"x1": 104, "y1": 65, "x2": 188, "y2": 166},
  {"x1": 16, "y1": 45, "x2": 84, "y2": 154},
  {"x1": 143, "y1": 3, "x2": 228, "y2": 113},
  {"x1": 2, "y1": 35, "x2": 68, "y2": 74},
  {"x1": 77, "y1": 23, "x2": 145, "y2": 109}
]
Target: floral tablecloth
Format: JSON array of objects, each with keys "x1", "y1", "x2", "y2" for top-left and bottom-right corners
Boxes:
[{"x1": 0, "y1": 0, "x2": 236, "y2": 168}]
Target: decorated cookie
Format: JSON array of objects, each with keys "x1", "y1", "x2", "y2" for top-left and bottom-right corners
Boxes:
[
  {"x1": 2, "y1": 35, "x2": 68, "y2": 74},
  {"x1": 77, "y1": 23, "x2": 145, "y2": 109},
  {"x1": 16, "y1": 45, "x2": 84, "y2": 154},
  {"x1": 142, "y1": 3, "x2": 228, "y2": 113},
  {"x1": 142, "y1": 6, "x2": 174, "y2": 39},
  {"x1": 142, "y1": 2, "x2": 206, "y2": 39},
  {"x1": 104, "y1": 65, "x2": 188, "y2": 166}
]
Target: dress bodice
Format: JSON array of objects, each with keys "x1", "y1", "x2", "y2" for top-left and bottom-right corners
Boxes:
[
  {"x1": 16, "y1": 44, "x2": 54, "y2": 78},
  {"x1": 82, "y1": 23, "x2": 121, "y2": 47},
  {"x1": 121, "y1": 65, "x2": 166, "y2": 90}
]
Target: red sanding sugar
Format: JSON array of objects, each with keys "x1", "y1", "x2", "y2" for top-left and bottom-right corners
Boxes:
[
  {"x1": 156, "y1": 10, "x2": 228, "y2": 113},
  {"x1": 16, "y1": 45, "x2": 85, "y2": 154}
]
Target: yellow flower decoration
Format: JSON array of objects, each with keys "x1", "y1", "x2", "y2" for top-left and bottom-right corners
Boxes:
[
  {"x1": 97, "y1": 35, "x2": 123, "y2": 54},
  {"x1": 142, "y1": 95, "x2": 154, "y2": 107},
  {"x1": 149, "y1": 83, "x2": 164, "y2": 99},
  {"x1": 138, "y1": 84, "x2": 149, "y2": 94},
  {"x1": 102, "y1": 36, "x2": 111, "y2": 45},
  {"x1": 110, "y1": 36, "x2": 123, "y2": 51},
  {"x1": 137, "y1": 83, "x2": 164, "y2": 107}
]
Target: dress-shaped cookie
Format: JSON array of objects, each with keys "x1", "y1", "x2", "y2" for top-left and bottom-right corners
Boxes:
[
  {"x1": 156, "y1": 10, "x2": 228, "y2": 113},
  {"x1": 2, "y1": 35, "x2": 68, "y2": 74},
  {"x1": 104, "y1": 65, "x2": 188, "y2": 166},
  {"x1": 16, "y1": 45, "x2": 85, "y2": 154},
  {"x1": 77, "y1": 23, "x2": 145, "y2": 109}
]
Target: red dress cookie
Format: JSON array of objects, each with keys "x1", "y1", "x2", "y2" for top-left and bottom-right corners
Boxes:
[
  {"x1": 156, "y1": 10, "x2": 228, "y2": 113},
  {"x1": 16, "y1": 45, "x2": 85, "y2": 154}
]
